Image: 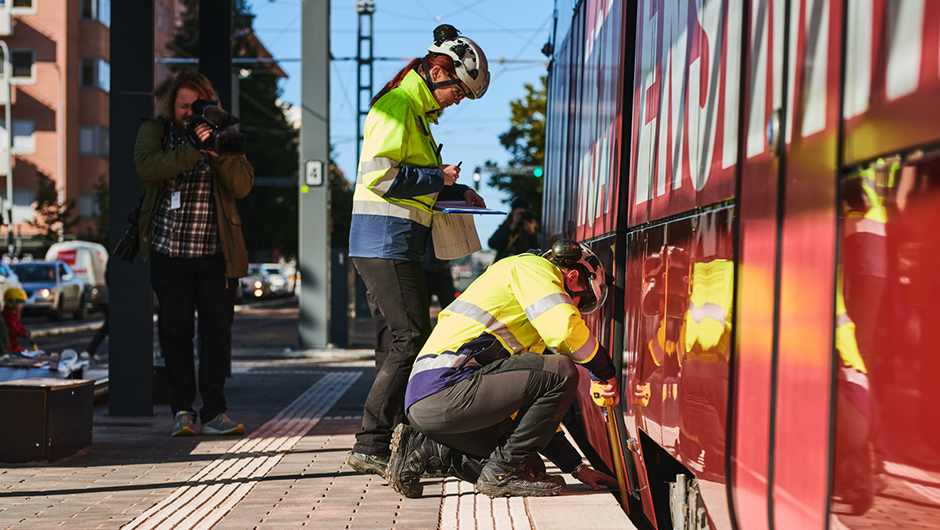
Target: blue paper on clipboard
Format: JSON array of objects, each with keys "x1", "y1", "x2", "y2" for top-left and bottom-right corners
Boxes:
[{"x1": 433, "y1": 201, "x2": 506, "y2": 215}]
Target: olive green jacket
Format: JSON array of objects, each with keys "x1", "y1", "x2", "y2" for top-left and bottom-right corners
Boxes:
[{"x1": 133, "y1": 118, "x2": 254, "y2": 279}]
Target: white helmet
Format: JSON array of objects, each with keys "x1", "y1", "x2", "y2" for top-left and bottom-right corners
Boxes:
[
  {"x1": 542, "y1": 239, "x2": 609, "y2": 314},
  {"x1": 426, "y1": 24, "x2": 490, "y2": 99}
]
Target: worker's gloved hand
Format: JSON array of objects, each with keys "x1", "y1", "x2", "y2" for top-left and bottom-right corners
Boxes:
[
  {"x1": 591, "y1": 378, "x2": 620, "y2": 408},
  {"x1": 576, "y1": 466, "x2": 618, "y2": 491}
]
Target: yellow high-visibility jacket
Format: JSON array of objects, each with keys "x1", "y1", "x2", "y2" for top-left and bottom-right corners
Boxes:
[
  {"x1": 349, "y1": 70, "x2": 469, "y2": 260},
  {"x1": 404, "y1": 253, "x2": 615, "y2": 412}
]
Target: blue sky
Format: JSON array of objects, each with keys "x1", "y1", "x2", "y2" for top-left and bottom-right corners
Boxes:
[{"x1": 246, "y1": 0, "x2": 555, "y2": 244}]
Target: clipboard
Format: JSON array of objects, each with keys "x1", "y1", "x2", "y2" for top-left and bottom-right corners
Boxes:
[
  {"x1": 432, "y1": 201, "x2": 506, "y2": 215},
  {"x1": 431, "y1": 211, "x2": 482, "y2": 260}
]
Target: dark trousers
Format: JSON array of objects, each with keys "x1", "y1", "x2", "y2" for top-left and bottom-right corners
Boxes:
[
  {"x1": 87, "y1": 307, "x2": 109, "y2": 354},
  {"x1": 408, "y1": 352, "x2": 579, "y2": 468},
  {"x1": 151, "y1": 252, "x2": 237, "y2": 423},
  {"x1": 424, "y1": 268, "x2": 457, "y2": 309},
  {"x1": 352, "y1": 257, "x2": 431, "y2": 456}
]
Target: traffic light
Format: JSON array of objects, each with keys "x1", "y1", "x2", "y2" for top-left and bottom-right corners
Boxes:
[{"x1": 533, "y1": 167, "x2": 543, "y2": 178}]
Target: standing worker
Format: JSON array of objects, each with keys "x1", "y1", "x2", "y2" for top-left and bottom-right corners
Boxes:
[
  {"x1": 387, "y1": 240, "x2": 620, "y2": 497},
  {"x1": 346, "y1": 24, "x2": 490, "y2": 475},
  {"x1": 135, "y1": 70, "x2": 254, "y2": 437}
]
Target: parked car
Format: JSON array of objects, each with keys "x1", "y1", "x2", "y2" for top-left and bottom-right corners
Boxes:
[
  {"x1": 260, "y1": 263, "x2": 291, "y2": 297},
  {"x1": 12, "y1": 261, "x2": 86, "y2": 320},
  {"x1": 236, "y1": 265, "x2": 271, "y2": 302},
  {"x1": 45, "y1": 241, "x2": 109, "y2": 312}
]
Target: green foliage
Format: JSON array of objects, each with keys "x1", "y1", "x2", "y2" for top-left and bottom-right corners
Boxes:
[
  {"x1": 489, "y1": 76, "x2": 546, "y2": 218},
  {"x1": 29, "y1": 173, "x2": 77, "y2": 244},
  {"x1": 165, "y1": 0, "x2": 302, "y2": 259}
]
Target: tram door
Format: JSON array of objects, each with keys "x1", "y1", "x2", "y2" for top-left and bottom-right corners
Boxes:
[{"x1": 732, "y1": 1, "x2": 842, "y2": 529}]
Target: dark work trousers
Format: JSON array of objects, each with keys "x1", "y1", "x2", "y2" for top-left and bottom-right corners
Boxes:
[
  {"x1": 151, "y1": 251, "x2": 237, "y2": 423},
  {"x1": 87, "y1": 306, "x2": 109, "y2": 354},
  {"x1": 407, "y1": 352, "x2": 579, "y2": 468},
  {"x1": 352, "y1": 257, "x2": 432, "y2": 456}
]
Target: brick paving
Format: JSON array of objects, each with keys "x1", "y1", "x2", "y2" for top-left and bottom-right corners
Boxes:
[{"x1": 0, "y1": 357, "x2": 630, "y2": 530}]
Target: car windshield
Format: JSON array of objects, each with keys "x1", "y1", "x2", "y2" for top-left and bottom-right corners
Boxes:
[
  {"x1": 264, "y1": 268, "x2": 281, "y2": 275},
  {"x1": 13, "y1": 263, "x2": 57, "y2": 282},
  {"x1": 247, "y1": 267, "x2": 263, "y2": 276}
]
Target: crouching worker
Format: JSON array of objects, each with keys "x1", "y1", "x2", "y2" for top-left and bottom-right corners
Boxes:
[
  {"x1": 388, "y1": 240, "x2": 620, "y2": 498},
  {"x1": 2, "y1": 287, "x2": 31, "y2": 356}
]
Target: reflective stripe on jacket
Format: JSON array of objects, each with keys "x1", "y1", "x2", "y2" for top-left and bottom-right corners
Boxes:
[
  {"x1": 404, "y1": 253, "x2": 610, "y2": 412},
  {"x1": 349, "y1": 70, "x2": 447, "y2": 261}
]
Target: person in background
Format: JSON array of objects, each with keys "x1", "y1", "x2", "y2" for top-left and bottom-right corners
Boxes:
[
  {"x1": 488, "y1": 197, "x2": 540, "y2": 263},
  {"x1": 2, "y1": 287, "x2": 31, "y2": 356},
  {"x1": 135, "y1": 70, "x2": 254, "y2": 438},
  {"x1": 86, "y1": 260, "x2": 109, "y2": 363},
  {"x1": 346, "y1": 24, "x2": 490, "y2": 476}
]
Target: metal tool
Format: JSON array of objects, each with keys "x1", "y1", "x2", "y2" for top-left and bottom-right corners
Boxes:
[{"x1": 591, "y1": 380, "x2": 630, "y2": 512}]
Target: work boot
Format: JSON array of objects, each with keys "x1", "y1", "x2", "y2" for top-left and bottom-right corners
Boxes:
[
  {"x1": 388, "y1": 423, "x2": 451, "y2": 498},
  {"x1": 347, "y1": 451, "x2": 390, "y2": 477},
  {"x1": 475, "y1": 460, "x2": 566, "y2": 498}
]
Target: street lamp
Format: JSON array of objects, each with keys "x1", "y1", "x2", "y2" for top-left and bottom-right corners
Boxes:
[
  {"x1": 0, "y1": 41, "x2": 12, "y2": 258},
  {"x1": 473, "y1": 166, "x2": 481, "y2": 191}
]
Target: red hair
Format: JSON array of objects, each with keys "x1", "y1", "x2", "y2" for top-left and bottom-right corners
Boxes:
[{"x1": 370, "y1": 54, "x2": 458, "y2": 107}]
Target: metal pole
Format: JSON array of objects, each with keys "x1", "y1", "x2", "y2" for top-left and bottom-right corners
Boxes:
[
  {"x1": 109, "y1": 0, "x2": 155, "y2": 416},
  {"x1": 355, "y1": 1, "x2": 375, "y2": 165},
  {"x1": 199, "y1": 0, "x2": 233, "y2": 111},
  {"x1": 297, "y1": 0, "x2": 331, "y2": 348}
]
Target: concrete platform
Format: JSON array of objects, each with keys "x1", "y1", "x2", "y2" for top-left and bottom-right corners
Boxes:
[{"x1": 0, "y1": 357, "x2": 637, "y2": 530}]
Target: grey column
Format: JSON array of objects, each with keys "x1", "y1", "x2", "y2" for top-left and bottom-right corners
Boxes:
[
  {"x1": 298, "y1": 0, "x2": 331, "y2": 348},
  {"x1": 199, "y1": 0, "x2": 233, "y2": 111},
  {"x1": 109, "y1": 1, "x2": 154, "y2": 416}
]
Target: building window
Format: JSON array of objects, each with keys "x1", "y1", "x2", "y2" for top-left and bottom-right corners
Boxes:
[
  {"x1": 80, "y1": 58, "x2": 110, "y2": 92},
  {"x1": 12, "y1": 119, "x2": 34, "y2": 155},
  {"x1": 0, "y1": 189, "x2": 37, "y2": 223},
  {"x1": 80, "y1": 125, "x2": 109, "y2": 158},
  {"x1": 10, "y1": 50, "x2": 35, "y2": 83},
  {"x1": 79, "y1": 192, "x2": 99, "y2": 219},
  {"x1": 80, "y1": 0, "x2": 110, "y2": 27}
]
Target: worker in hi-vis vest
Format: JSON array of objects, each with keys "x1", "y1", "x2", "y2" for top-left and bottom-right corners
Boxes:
[{"x1": 386, "y1": 240, "x2": 620, "y2": 498}]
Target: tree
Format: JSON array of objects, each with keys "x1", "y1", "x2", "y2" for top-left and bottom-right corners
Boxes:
[
  {"x1": 164, "y1": 0, "x2": 301, "y2": 260},
  {"x1": 29, "y1": 172, "x2": 76, "y2": 244},
  {"x1": 489, "y1": 75, "x2": 547, "y2": 218}
]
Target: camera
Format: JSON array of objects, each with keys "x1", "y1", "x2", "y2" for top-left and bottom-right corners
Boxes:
[
  {"x1": 521, "y1": 210, "x2": 535, "y2": 223},
  {"x1": 113, "y1": 206, "x2": 141, "y2": 263},
  {"x1": 187, "y1": 99, "x2": 247, "y2": 156}
]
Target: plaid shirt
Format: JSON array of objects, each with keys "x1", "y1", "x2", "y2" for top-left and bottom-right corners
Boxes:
[{"x1": 150, "y1": 124, "x2": 222, "y2": 258}]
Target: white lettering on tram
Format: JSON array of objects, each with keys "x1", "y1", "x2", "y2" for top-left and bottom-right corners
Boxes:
[
  {"x1": 844, "y1": 0, "x2": 873, "y2": 119},
  {"x1": 578, "y1": 122, "x2": 613, "y2": 228},
  {"x1": 802, "y1": 0, "x2": 830, "y2": 137},
  {"x1": 635, "y1": 0, "x2": 742, "y2": 204},
  {"x1": 886, "y1": 0, "x2": 924, "y2": 101}
]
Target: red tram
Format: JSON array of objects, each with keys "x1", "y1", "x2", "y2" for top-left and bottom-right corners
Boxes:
[{"x1": 543, "y1": 1, "x2": 940, "y2": 528}]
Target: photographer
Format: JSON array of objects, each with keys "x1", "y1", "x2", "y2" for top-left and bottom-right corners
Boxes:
[
  {"x1": 133, "y1": 70, "x2": 254, "y2": 438},
  {"x1": 488, "y1": 197, "x2": 540, "y2": 263}
]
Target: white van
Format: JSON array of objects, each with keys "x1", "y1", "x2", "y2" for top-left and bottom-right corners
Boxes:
[{"x1": 45, "y1": 241, "x2": 108, "y2": 311}]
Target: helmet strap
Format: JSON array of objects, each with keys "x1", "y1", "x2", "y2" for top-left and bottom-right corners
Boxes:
[{"x1": 422, "y1": 56, "x2": 463, "y2": 92}]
